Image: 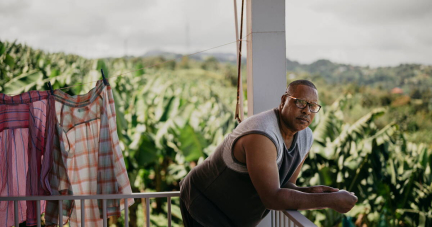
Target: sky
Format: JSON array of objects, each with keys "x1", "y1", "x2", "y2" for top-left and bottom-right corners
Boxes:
[{"x1": 1, "y1": 0, "x2": 431, "y2": 67}]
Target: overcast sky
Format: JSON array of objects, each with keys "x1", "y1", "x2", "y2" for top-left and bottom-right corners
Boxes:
[{"x1": 1, "y1": 0, "x2": 431, "y2": 67}]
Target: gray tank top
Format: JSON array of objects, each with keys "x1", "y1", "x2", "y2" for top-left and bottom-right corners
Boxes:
[{"x1": 180, "y1": 109, "x2": 313, "y2": 226}]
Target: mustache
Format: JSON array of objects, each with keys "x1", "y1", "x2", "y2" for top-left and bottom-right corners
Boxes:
[{"x1": 297, "y1": 116, "x2": 310, "y2": 121}]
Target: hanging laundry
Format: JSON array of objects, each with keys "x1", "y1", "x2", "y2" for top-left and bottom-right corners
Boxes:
[
  {"x1": 44, "y1": 80, "x2": 134, "y2": 227},
  {"x1": 0, "y1": 91, "x2": 55, "y2": 226}
]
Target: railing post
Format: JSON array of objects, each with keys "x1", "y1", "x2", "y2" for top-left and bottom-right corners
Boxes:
[
  {"x1": 37, "y1": 200, "x2": 41, "y2": 227},
  {"x1": 125, "y1": 198, "x2": 129, "y2": 227},
  {"x1": 283, "y1": 210, "x2": 318, "y2": 227},
  {"x1": 81, "y1": 199, "x2": 85, "y2": 227},
  {"x1": 58, "y1": 200, "x2": 63, "y2": 227},
  {"x1": 167, "y1": 197, "x2": 172, "y2": 227},
  {"x1": 280, "y1": 211, "x2": 283, "y2": 226},
  {"x1": 146, "y1": 198, "x2": 150, "y2": 227},
  {"x1": 271, "y1": 210, "x2": 274, "y2": 227},
  {"x1": 102, "y1": 199, "x2": 107, "y2": 227},
  {"x1": 14, "y1": 200, "x2": 19, "y2": 227}
]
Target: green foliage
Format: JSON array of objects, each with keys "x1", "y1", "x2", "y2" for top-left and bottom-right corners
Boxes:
[
  {"x1": 110, "y1": 67, "x2": 237, "y2": 226},
  {"x1": 0, "y1": 40, "x2": 238, "y2": 226},
  {"x1": 288, "y1": 59, "x2": 432, "y2": 95},
  {"x1": 301, "y1": 96, "x2": 432, "y2": 226},
  {"x1": 2, "y1": 40, "x2": 431, "y2": 226},
  {"x1": 0, "y1": 40, "x2": 98, "y2": 95},
  {"x1": 289, "y1": 60, "x2": 432, "y2": 145}
]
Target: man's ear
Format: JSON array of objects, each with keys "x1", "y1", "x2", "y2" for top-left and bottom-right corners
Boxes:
[{"x1": 280, "y1": 95, "x2": 287, "y2": 109}]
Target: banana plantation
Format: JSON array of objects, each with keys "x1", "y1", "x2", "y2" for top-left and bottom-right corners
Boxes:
[{"x1": 1, "y1": 41, "x2": 431, "y2": 226}]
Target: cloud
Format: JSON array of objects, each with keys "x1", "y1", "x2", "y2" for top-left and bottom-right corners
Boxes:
[
  {"x1": 0, "y1": 0, "x2": 237, "y2": 58},
  {"x1": 0, "y1": 0, "x2": 430, "y2": 66},
  {"x1": 284, "y1": 0, "x2": 432, "y2": 66},
  {"x1": 0, "y1": 0, "x2": 31, "y2": 15},
  {"x1": 313, "y1": 0, "x2": 432, "y2": 49},
  {"x1": 312, "y1": 0, "x2": 432, "y2": 26}
]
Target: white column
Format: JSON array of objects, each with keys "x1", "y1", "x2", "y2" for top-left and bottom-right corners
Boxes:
[
  {"x1": 247, "y1": 0, "x2": 287, "y2": 116},
  {"x1": 247, "y1": 0, "x2": 286, "y2": 226}
]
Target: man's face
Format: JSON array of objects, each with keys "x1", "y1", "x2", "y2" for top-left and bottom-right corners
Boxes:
[{"x1": 279, "y1": 85, "x2": 318, "y2": 132}]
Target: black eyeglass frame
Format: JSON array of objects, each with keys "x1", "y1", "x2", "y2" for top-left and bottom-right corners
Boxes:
[{"x1": 286, "y1": 95, "x2": 321, "y2": 113}]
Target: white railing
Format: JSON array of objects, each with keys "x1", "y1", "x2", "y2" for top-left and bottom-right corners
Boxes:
[
  {"x1": 271, "y1": 210, "x2": 317, "y2": 227},
  {"x1": 1, "y1": 193, "x2": 316, "y2": 227},
  {"x1": 0, "y1": 192, "x2": 180, "y2": 227}
]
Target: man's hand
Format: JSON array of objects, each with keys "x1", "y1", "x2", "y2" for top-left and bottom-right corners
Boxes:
[
  {"x1": 306, "y1": 185, "x2": 339, "y2": 193},
  {"x1": 330, "y1": 190, "x2": 358, "y2": 213}
]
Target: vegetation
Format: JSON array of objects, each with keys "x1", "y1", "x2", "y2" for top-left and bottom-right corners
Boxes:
[
  {"x1": 1, "y1": 40, "x2": 431, "y2": 226},
  {"x1": 287, "y1": 59, "x2": 432, "y2": 145},
  {"x1": 303, "y1": 97, "x2": 431, "y2": 226}
]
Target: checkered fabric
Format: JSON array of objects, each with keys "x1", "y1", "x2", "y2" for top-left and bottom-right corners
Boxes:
[
  {"x1": 45, "y1": 80, "x2": 133, "y2": 227},
  {"x1": 0, "y1": 91, "x2": 55, "y2": 227}
]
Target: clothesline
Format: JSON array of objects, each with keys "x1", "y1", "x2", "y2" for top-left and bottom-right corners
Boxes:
[
  {"x1": 49, "y1": 36, "x2": 248, "y2": 92},
  {"x1": 234, "y1": 0, "x2": 246, "y2": 123}
]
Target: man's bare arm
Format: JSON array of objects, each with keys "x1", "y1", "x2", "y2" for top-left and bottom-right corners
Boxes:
[{"x1": 242, "y1": 134, "x2": 357, "y2": 212}]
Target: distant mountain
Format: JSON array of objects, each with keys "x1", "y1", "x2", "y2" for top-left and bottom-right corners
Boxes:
[
  {"x1": 287, "y1": 58, "x2": 432, "y2": 94},
  {"x1": 143, "y1": 50, "x2": 243, "y2": 64},
  {"x1": 286, "y1": 58, "x2": 302, "y2": 71},
  {"x1": 143, "y1": 50, "x2": 432, "y2": 93},
  {"x1": 143, "y1": 50, "x2": 183, "y2": 59},
  {"x1": 191, "y1": 52, "x2": 239, "y2": 64}
]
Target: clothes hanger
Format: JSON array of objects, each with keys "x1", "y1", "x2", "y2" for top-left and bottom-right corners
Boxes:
[
  {"x1": 101, "y1": 69, "x2": 108, "y2": 85},
  {"x1": 45, "y1": 69, "x2": 107, "y2": 95},
  {"x1": 47, "y1": 81, "x2": 54, "y2": 95}
]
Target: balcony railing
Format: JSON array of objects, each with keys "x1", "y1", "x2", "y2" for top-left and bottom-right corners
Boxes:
[
  {"x1": 1, "y1": 193, "x2": 316, "y2": 227},
  {"x1": 0, "y1": 192, "x2": 179, "y2": 227},
  {"x1": 270, "y1": 210, "x2": 317, "y2": 227}
]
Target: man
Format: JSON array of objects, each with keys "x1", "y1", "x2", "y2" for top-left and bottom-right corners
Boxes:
[{"x1": 180, "y1": 80, "x2": 358, "y2": 226}]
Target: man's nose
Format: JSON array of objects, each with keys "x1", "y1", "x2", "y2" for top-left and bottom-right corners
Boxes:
[{"x1": 301, "y1": 105, "x2": 311, "y2": 115}]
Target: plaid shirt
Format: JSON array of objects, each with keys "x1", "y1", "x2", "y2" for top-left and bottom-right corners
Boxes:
[
  {"x1": 0, "y1": 91, "x2": 54, "y2": 227},
  {"x1": 45, "y1": 81, "x2": 133, "y2": 226}
]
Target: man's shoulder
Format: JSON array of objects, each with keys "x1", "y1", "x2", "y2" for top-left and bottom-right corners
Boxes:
[
  {"x1": 240, "y1": 109, "x2": 278, "y2": 126},
  {"x1": 234, "y1": 109, "x2": 281, "y2": 149},
  {"x1": 234, "y1": 109, "x2": 279, "y2": 135}
]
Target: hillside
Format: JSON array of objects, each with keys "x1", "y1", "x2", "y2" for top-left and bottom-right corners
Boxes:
[{"x1": 1, "y1": 41, "x2": 431, "y2": 146}]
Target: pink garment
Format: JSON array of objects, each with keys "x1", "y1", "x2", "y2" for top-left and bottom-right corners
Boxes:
[{"x1": 0, "y1": 91, "x2": 55, "y2": 226}]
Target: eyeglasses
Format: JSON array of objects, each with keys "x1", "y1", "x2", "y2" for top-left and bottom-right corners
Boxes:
[{"x1": 287, "y1": 95, "x2": 321, "y2": 113}]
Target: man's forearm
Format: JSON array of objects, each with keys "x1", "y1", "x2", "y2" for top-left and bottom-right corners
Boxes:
[
  {"x1": 265, "y1": 188, "x2": 335, "y2": 211},
  {"x1": 283, "y1": 182, "x2": 310, "y2": 193}
]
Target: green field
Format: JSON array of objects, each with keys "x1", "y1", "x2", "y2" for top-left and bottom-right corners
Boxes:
[{"x1": 1, "y1": 40, "x2": 431, "y2": 226}]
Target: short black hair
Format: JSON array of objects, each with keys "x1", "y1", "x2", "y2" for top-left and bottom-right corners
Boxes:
[{"x1": 286, "y1": 80, "x2": 317, "y2": 94}]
